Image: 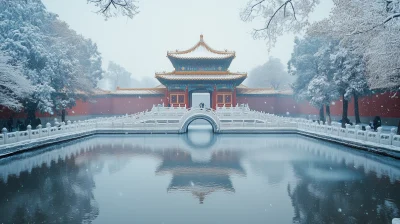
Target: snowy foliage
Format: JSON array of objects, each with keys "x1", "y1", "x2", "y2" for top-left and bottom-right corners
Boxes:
[
  {"x1": 240, "y1": 0, "x2": 319, "y2": 49},
  {"x1": 98, "y1": 61, "x2": 159, "y2": 91},
  {"x1": 0, "y1": 0, "x2": 57, "y2": 113},
  {"x1": 246, "y1": 57, "x2": 293, "y2": 89},
  {"x1": 48, "y1": 20, "x2": 103, "y2": 112},
  {"x1": 308, "y1": 0, "x2": 400, "y2": 90},
  {"x1": 240, "y1": 0, "x2": 400, "y2": 89},
  {"x1": 0, "y1": 0, "x2": 103, "y2": 115},
  {"x1": 87, "y1": 0, "x2": 139, "y2": 19},
  {"x1": 330, "y1": 44, "x2": 369, "y2": 99},
  {"x1": 289, "y1": 37, "x2": 339, "y2": 108},
  {"x1": 100, "y1": 61, "x2": 132, "y2": 91},
  {"x1": 0, "y1": 52, "x2": 33, "y2": 110}
]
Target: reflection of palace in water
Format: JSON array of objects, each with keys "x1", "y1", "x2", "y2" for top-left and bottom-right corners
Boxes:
[{"x1": 156, "y1": 149, "x2": 245, "y2": 203}]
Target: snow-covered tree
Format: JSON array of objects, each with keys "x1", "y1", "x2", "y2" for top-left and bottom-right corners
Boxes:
[
  {"x1": 87, "y1": 0, "x2": 139, "y2": 19},
  {"x1": 48, "y1": 20, "x2": 103, "y2": 122},
  {"x1": 289, "y1": 36, "x2": 339, "y2": 123},
  {"x1": 331, "y1": 44, "x2": 369, "y2": 125},
  {"x1": 240, "y1": 0, "x2": 319, "y2": 49},
  {"x1": 309, "y1": 0, "x2": 400, "y2": 90},
  {"x1": 246, "y1": 57, "x2": 293, "y2": 90},
  {"x1": 0, "y1": 0, "x2": 103, "y2": 124},
  {"x1": 0, "y1": 52, "x2": 33, "y2": 111},
  {"x1": 100, "y1": 61, "x2": 132, "y2": 91},
  {"x1": 0, "y1": 0, "x2": 57, "y2": 123}
]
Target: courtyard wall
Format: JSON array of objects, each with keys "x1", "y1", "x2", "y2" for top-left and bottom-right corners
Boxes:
[{"x1": 1, "y1": 92, "x2": 399, "y2": 127}]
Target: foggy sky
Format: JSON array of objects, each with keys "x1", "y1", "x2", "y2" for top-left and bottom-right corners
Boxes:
[{"x1": 42, "y1": 0, "x2": 333, "y2": 84}]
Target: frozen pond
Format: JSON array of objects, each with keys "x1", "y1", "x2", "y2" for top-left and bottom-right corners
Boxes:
[{"x1": 0, "y1": 125, "x2": 399, "y2": 224}]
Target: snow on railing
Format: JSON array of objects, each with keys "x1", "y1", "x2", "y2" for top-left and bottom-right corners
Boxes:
[
  {"x1": 0, "y1": 104, "x2": 399, "y2": 150},
  {"x1": 297, "y1": 119, "x2": 399, "y2": 148}
]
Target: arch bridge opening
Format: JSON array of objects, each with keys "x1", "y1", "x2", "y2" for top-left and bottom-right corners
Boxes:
[{"x1": 179, "y1": 113, "x2": 220, "y2": 134}]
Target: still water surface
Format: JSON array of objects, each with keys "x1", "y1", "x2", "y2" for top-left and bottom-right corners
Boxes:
[{"x1": 0, "y1": 125, "x2": 399, "y2": 224}]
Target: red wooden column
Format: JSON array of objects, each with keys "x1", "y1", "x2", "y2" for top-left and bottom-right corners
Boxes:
[
  {"x1": 233, "y1": 87, "x2": 237, "y2": 107},
  {"x1": 212, "y1": 85, "x2": 217, "y2": 110},
  {"x1": 185, "y1": 86, "x2": 189, "y2": 108},
  {"x1": 164, "y1": 88, "x2": 169, "y2": 107}
]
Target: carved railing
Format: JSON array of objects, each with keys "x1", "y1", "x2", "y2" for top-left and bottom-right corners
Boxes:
[{"x1": 0, "y1": 104, "x2": 399, "y2": 150}]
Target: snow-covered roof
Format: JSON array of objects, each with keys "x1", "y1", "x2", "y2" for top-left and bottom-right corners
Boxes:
[
  {"x1": 154, "y1": 84, "x2": 166, "y2": 88},
  {"x1": 167, "y1": 35, "x2": 235, "y2": 60},
  {"x1": 237, "y1": 88, "x2": 293, "y2": 95},
  {"x1": 155, "y1": 71, "x2": 247, "y2": 81},
  {"x1": 74, "y1": 88, "x2": 111, "y2": 95},
  {"x1": 113, "y1": 87, "x2": 165, "y2": 95},
  {"x1": 157, "y1": 74, "x2": 246, "y2": 81}
]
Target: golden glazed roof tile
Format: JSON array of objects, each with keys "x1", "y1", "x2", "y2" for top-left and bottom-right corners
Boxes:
[
  {"x1": 155, "y1": 70, "x2": 246, "y2": 76},
  {"x1": 155, "y1": 71, "x2": 247, "y2": 81},
  {"x1": 113, "y1": 87, "x2": 166, "y2": 95},
  {"x1": 167, "y1": 35, "x2": 235, "y2": 59},
  {"x1": 237, "y1": 88, "x2": 293, "y2": 95}
]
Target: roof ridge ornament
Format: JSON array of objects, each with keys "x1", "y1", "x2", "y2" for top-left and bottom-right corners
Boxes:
[{"x1": 200, "y1": 34, "x2": 204, "y2": 42}]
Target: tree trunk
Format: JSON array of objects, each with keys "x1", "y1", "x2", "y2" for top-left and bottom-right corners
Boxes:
[
  {"x1": 25, "y1": 101, "x2": 37, "y2": 130},
  {"x1": 353, "y1": 92, "x2": 361, "y2": 124},
  {"x1": 61, "y1": 109, "x2": 66, "y2": 123},
  {"x1": 319, "y1": 106, "x2": 325, "y2": 124},
  {"x1": 325, "y1": 105, "x2": 331, "y2": 125},
  {"x1": 341, "y1": 94, "x2": 349, "y2": 128}
]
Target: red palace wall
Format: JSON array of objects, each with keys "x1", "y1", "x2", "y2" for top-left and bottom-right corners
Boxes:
[
  {"x1": 1, "y1": 92, "x2": 399, "y2": 125},
  {"x1": 237, "y1": 92, "x2": 400, "y2": 125},
  {"x1": 236, "y1": 95, "x2": 315, "y2": 115},
  {"x1": 66, "y1": 95, "x2": 164, "y2": 116},
  {"x1": 329, "y1": 92, "x2": 400, "y2": 118},
  {"x1": 0, "y1": 95, "x2": 164, "y2": 122}
]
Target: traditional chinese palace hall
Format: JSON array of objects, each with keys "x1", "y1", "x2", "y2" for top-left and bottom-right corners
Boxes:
[
  {"x1": 1, "y1": 35, "x2": 399, "y2": 125},
  {"x1": 111, "y1": 35, "x2": 294, "y2": 111}
]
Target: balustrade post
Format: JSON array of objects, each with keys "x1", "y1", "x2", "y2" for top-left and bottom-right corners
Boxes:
[
  {"x1": 345, "y1": 124, "x2": 350, "y2": 136},
  {"x1": 67, "y1": 120, "x2": 71, "y2": 132},
  {"x1": 46, "y1": 122, "x2": 51, "y2": 136},
  {"x1": 2, "y1": 128, "x2": 7, "y2": 144},
  {"x1": 16, "y1": 130, "x2": 20, "y2": 142},
  {"x1": 390, "y1": 128, "x2": 397, "y2": 136},
  {"x1": 27, "y1": 125, "x2": 32, "y2": 139},
  {"x1": 390, "y1": 128, "x2": 397, "y2": 145},
  {"x1": 37, "y1": 124, "x2": 42, "y2": 137},
  {"x1": 377, "y1": 127, "x2": 383, "y2": 143}
]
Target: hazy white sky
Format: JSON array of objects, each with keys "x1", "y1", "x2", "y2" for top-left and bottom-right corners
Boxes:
[{"x1": 42, "y1": 0, "x2": 333, "y2": 82}]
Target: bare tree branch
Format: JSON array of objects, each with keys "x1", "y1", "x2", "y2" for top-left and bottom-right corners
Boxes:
[
  {"x1": 87, "y1": 0, "x2": 139, "y2": 19},
  {"x1": 349, "y1": 13, "x2": 400, "y2": 35},
  {"x1": 289, "y1": 1, "x2": 297, "y2": 21},
  {"x1": 242, "y1": 0, "x2": 266, "y2": 22},
  {"x1": 254, "y1": 0, "x2": 294, "y2": 32}
]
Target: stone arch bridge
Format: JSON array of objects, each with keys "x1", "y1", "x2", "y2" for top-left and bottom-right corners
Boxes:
[{"x1": 118, "y1": 105, "x2": 297, "y2": 134}]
